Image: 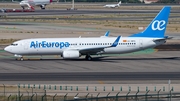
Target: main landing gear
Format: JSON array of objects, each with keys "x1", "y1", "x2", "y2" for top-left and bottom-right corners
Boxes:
[
  {"x1": 21, "y1": 6, "x2": 25, "y2": 10},
  {"x1": 85, "y1": 55, "x2": 92, "y2": 61},
  {"x1": 14, "y1": 54, "x2": 24, "y2": 61}
]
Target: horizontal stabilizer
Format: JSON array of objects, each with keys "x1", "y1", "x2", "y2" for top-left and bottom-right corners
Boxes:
[{"x1": 153, "y1": 36, "x2": 173, "y2": 41}]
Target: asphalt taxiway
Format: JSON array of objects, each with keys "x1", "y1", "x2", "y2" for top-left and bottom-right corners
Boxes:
[
  {"x1": 0, "y1": 72, "x2": 180, "y2": 81},
  {"x1": 0, "y1": 47, "x2": 180, "y2": 81},
  {"x1": 1, "y1": 9, "x2": 180, "y2": 16},
  {"x1": 0, "y1": 48, "x2": 180, "y2": 72}
]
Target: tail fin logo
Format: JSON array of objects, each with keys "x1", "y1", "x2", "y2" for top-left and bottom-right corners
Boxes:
[{"x1": 151, "y1": 20, "x2": 166, "y2": 31}]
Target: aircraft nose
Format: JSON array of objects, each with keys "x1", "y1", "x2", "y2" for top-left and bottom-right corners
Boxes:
[{"x1": 4, "y1": 46, "x2": 11, "y2": 53}]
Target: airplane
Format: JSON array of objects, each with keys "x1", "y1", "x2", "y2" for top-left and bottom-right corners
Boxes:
[
  {"x1": 19, "y1": 0, "x2": 53, "y2": 10},
  {"x1": 103, "y1": 1, "x2": 121, "y2": 8},
  {"x1": 4, "y1": 6, "x2": 171, "y2": 61}
]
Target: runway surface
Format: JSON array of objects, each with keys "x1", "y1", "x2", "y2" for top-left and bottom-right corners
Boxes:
[
  {"x1": 1, "y1": 9, "x2": 180, "y2": 16},
  {"x1": 0, "y1": 48, "x2": 180, "y2": 81},
  {"x1": 0, "y1": 72, "x2": 180, "y2": 81},
  {"x1": 2, "y1": 16, "x2": 180, "y2": 22},
  {"x1": 0, "y1": 49, "x2": 180, "y2": 72}
]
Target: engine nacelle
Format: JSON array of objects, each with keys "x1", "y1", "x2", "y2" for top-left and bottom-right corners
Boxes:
[{"x1": 62, "y1": 50, "x2": 80, "y2": 59}]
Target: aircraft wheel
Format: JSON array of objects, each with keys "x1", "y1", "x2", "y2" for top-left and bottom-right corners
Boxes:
[
  {"x1": 88, "y1": 56, "x2": 92, "y2": 61},
  {"x1": 21, "y1": 6, "x2": 25, "y2": 10},
  {"x1": 41, "y1": 7, "x2": 45, "y2": 10},
  {"x1": 85, "y1": 55, "x2": 92, "y2": 61},
  {"x1": 20, "y1": 57, "x2": 24, "y2": 61}
]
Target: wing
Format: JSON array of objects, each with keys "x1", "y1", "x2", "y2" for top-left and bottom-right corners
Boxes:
[{"x1": 77, "y1": 36, "x2": 120, "y2": 55}]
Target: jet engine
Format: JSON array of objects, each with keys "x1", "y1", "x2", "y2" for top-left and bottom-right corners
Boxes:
[{"x1": 62, "y1": 50, "x2": 80, "y2": 59}]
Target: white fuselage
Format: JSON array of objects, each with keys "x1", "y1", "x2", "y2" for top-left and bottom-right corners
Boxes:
[
  {"x1": 104, "y1": 4, "x2": 118, "y2": 8},
  {"x1": 20, "y1": 0, "x2": 51, "y2": 8},
  {"x1": 104, "y1": 1, "x2": 121, "y2": 8},
  {"x1": 4, "y1": 37, "x2": 165, "y2": 56}
]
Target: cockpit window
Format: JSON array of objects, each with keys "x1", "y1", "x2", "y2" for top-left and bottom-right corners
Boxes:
[{"x1": 11, "y1": 43, "x2": 18, "y2": 46}]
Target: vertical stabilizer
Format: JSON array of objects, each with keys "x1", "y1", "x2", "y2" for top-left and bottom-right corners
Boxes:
[
  {"x1": 117, "y1": 1, "x2": 121, "y2": 6},
  {"x1": 130, "y1": 6, "x2": 171, "y2": 38}
]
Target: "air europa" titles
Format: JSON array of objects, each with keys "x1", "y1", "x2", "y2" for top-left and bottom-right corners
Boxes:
[{"x1": 30, "y1": 41, "x2": 70, "y2": 49}]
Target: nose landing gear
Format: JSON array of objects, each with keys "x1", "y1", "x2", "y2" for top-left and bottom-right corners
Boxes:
[
  {"x1": 15, "y1": 57, "x2": 24, "y2": 61},
  {"x1": 14, "y1": 54, "x2": 24, "y2": 61},
  {"x1": 20, "y1": 57, "x2": 24, "y2": 61}
]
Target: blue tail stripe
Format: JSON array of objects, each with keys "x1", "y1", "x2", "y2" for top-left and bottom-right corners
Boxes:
[{"x1": 129, "y1": 6, "x2": 171, "y2": 38}]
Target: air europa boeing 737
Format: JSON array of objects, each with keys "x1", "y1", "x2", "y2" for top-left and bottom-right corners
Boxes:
[{"x1": 4, "y1": 6, "x2": 171, "y2": 61}]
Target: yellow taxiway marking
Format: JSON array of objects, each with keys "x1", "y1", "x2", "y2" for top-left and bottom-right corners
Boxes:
[
  {"x1": 154, "y1": 49, "x2": 159, "y2": 52},
  {"x1": 16, "y1": 58, "x2": 41, "y2": 61},
  {"x1": 98, "y1": 81, "x2": 105, "y2": 84}
]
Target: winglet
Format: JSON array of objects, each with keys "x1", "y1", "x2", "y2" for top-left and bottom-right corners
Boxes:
[
  {"x1": 111, "y1": 36, "x2": 121, "y2": 47},
  {"x1": 104, "y1": 31, "x2": 110, "y2": 37},
  {"x1": 100, "y1": 31, "x2": 110, "y2": 38}
]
